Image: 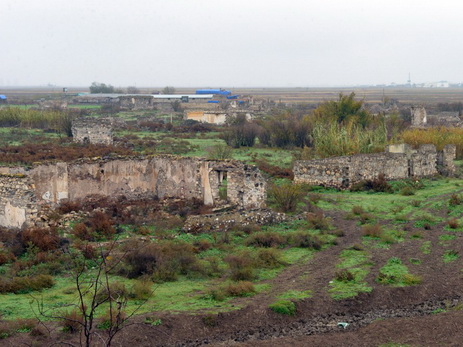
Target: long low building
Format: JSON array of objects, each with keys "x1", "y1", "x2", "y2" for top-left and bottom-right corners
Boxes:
[{"x1": 76, "y1": 93, "x2": 213, "y2": 100}]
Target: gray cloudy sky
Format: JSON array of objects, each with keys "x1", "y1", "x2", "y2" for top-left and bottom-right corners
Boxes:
[{"x1": 2, "y1": 0, "x2": 462, "y2": 87}]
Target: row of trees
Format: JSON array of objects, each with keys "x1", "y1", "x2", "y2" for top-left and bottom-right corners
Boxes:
[{"x1": 89, "y1": 82, "x2": 176, "y2": 95}]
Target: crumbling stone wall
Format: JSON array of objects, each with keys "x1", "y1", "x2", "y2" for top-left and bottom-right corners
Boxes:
[
  {"x1": 0, "y1": 156, "x2": 266, "y2": 228},
  {"x1": 294, "y1": 144, "x2": 455, "y2": 189},
  {"x1": 71, "y1": 117, "x2": 113, "y2": 145},
  {"x1": 411, "y1": 106, "x2": 427, "y2": 127},
  {"x1": 437, "y1": 144, "x2": 457, "y2": 176},
  {"x1": 0, "y1": 174, "x2": 36, "y2": 228},
  {"x1": 411, "y1": 107, "x2": 462, "y2": 128}
]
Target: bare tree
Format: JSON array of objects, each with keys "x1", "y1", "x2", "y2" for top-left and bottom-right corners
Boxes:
[
  {"x1": 162, "y1": 86, "x2": 176, "y2": 94},
  {"x1": 126, "y1": 86, "x2": 140, "y2": 94},
  {"x1": 31, "y1": 241, "x2": 152, "y2": 347}
]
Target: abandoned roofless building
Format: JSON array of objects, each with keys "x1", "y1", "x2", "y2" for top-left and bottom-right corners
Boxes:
[{"x1": 0, "y1": 156, "x2": 266, "y2": 229}]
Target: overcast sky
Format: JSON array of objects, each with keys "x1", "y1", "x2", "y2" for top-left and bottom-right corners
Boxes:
[{"x1": 2, "y1": 0, "x2": 462, "y2": 87}]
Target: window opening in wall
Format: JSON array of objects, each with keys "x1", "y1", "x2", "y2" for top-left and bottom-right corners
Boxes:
[{"x1": 217, "y1": 170, "x2": 228, "y2": 200}]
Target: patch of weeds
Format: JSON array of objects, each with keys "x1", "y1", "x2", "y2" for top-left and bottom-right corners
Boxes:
[
  {"x1": 414, "y1": 213, "x2": 438, "y2": 229},
  {"x1": 269, "y1": 300, "x2": 296, "y2": 315},
  {"x1": 410, "y1": 200, "x2": 421, "y2": 207},
  {"x1": 359, "y1": 212, "x2": 375, "y2": 224},
  {"x1": 351, "y1": 205, "x2": 365, "y2": 215},
  {"x1": 394, "y1": 214, "x2": 408, "y2": 223},
  {"x1": 329, "y1": 274, "x2": 373, "y2": 300},
  {"x1": 409, "y1": 258, "x2": 421, "y2": 265},
  {"x1": 361, "y1": 224, "x2": 383, "y2": 238},
  {"x1": 377, "y1": 257, "x2": 422, "y2": 287},
  {"x1": 306, "y1": 211, "x2": 331, "y2": 231},
  {"x1": 329, "y1": 249, "x2": 372, "y2": 299},
  {"x1": 447, "y1": 218, "x2": 460, "y2": 229},
  {"x1": 410, "y1": 231, "x2": 423, "y2": 239},
  {"x1": 400, "y1": 186, "x2": 415, "y2": 196},
  {"x1": 144, "y1": 317, "x2": 162, "y2": 326},
  {"x1": 443, "y1": 250, "x2": 459, "y2": 263},
  {"x1": 439, "y1": 234, "x2": 456, "y2": 241},
  {"x1": 449, "y1": 193, "x2": 462, "y2": 206},
  {"x1": 391, "y1": 205, "x2": 405, "y2": 214},
  {"x1": 431, "y1": 308, "x2": 446, "y2": 314},
  {"x1": 277, "y1": 289, "x2": 312, "y2": 301},
  {"x1": 337, "y1": 249, "x2": 369, "y2": 268},
  {"x1": 420, "y1": 241, "x2": 432, "y2": 254}
]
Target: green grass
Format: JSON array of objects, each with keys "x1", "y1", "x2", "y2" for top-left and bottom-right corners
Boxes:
[
  {"x1": 439, "y1": 234, "x2": 457, "y2": 241},
  {"x1": 420, "y1": 241, "x2": 432, "y2": 255},
  {"x1": 329, "y1": 270, "x2": 373, "y2": 300},
  {"x1": 277, "y1": 289, "x2": 312, "y2": 301},
  {"x1": 316, "y1": 179, "x2": 463, "y2": 222},
  {"x1": 0, "y1": 275, "x2": 245, "y2": 321},
  {"x1": 269, "y1": 299, "x2": 296, "y2": 315},
  {"x1": 442, "y1": 250, "x2": 459, "y2": 263},
  {"x1": 0, "y1": 127, "x2": 63, "y2": 146},
  {"x1": 377, "y1": 257, "x2": 422, "y2": 287},
  {"x1": 329, "y1": 249, "x2": 373, "y2": 300}
]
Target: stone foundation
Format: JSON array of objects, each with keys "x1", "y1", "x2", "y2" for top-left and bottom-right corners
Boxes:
[{"x1": 183, "y1": 208, "x2": 287, "y2": 233}]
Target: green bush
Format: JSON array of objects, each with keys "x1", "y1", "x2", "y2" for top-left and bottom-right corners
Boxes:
[
  {"x1": 0, "y1": 274, "x2": 54, "y2": 294},
  {"x1": 350, "y1": 174, "x2": 393, "y2": 193},
  {"x1": 245, "y1": 232, "x2": 285, "y2": 248},
  {"x1": 224, "y1": 252, "x2": 256, "y2": 281},
  {"x1": 130, "y1": 279, "x2": 153, "y2": 300},
  {"x1": 269, "y1": 300, "x2": 296, "y2": 315},
  {"x1": 268, "y1": 183, "x2": 306, "y2": 213},
  {"x1": 206, "y1": 144, "x2": 233, "y2": 160},
  {"x1": 286, "y1": 231, "x2": 322, "y2": 249},
  {"x1": 335, "y1": 269, "x2": 355, "y2": 282},
  {"x1": 60, "y1": 310, "x2": 83, "y2": 333},
  {"x1": 400, "y1": 186, "x2": 415, "y2": 196},
  {"x1": 223, "y1": 281, "x2": 255, "y2": 297},
  {"x1": 306, "y1": 211, "x2": 331, "y2": 231},
  {"x1": 255, "y1": 248, "x2": 286, "y2": 268}
]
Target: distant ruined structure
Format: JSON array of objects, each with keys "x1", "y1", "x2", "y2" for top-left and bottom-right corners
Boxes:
[
  {"x1": 71, "y1": 117, "x2": 113, "y2": 145},
  {"x1": 119, "y1": 96, "x2": 155, "y2": 110},
  {"x1": 185, "y1": 110, "x2": 254, "y2": 125},
  {"x1": 294, "y1": 144, "x2": 456, "y2": 189},
  {"x1": 411, "y1": 106, "x2": 463, "y2": 128},
  {"x1": 37, "y1": 100, "x2": 68, "y2": 110},
  {"x1": 0, "y1": 156, "x2": 266, "y2": 229},
  {"x1": 411, "y1": 106, "x2": 427, "y2": 127}
]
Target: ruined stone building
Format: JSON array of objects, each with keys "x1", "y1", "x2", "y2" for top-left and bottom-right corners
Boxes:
[
  {"x1": 71, "y1": 117, "x2": 113, "y2": 145},
  {"x1": 411, "y1": 106, "x2": 427, "y2": 127},
  {"x1": 119, "y1": 95, "x2": 155, "y2": 110},
  {"x1": 411, "y1": 106, "x2": 463, "y2": 128},
  {"x1": 0, "y1": 156, "x2": 266, "y2": 229},
  {"x1": 185, "y1": 110, "x2": 254, "y2": 125},
  {"x1": 294, "y1": 144, "x2": 456, "y2": 189}
]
